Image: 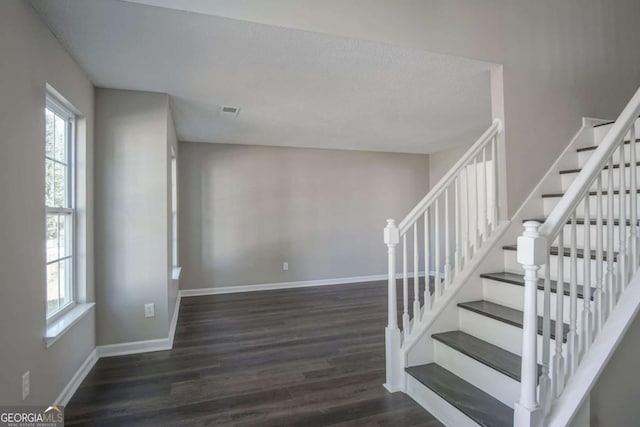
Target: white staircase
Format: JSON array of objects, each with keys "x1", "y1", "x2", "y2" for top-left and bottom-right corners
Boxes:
[{"x1": 384, "y1": 88, "x2": 640, "y2": 426}]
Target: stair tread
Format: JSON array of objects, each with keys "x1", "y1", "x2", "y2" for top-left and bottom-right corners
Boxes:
[
  {"x1": 593, "y1": 116, "x2": 640, "y2": 128},
  {"x1": 405, "y1": 363, "x2": 513, "y2": 427},
  {"x1": 560, "y1": 160, "x2": 640, "y2": 175},
  {"x1": 523, "y1": 217, "x2": 632, "y2": 226},
  {"x1": 432, "y1": 330, "x2": 542, "y2": 382},
  {"x1": 480, "y1": 271, "x2": 593, "y2": 300},
  {"x1": 457, "y1": 300, "x2": 569, "y2": 342},
  {"x1": 502, "y1": 244, "x2": 618, "y2": 262},
  {"x1": 542, "y1": 189, "x2": 640, "y2": 198},
  {"x1": 576, "y1": 138, "x2": 640, "y2": 152}
]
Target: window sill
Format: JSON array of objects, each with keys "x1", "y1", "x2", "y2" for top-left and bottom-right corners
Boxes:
[
  {"x1": 172, "y1": 266, "x2": 182, "y2": 281},
  {"x1": 44, "y1": 303, "x2": 95, "y2": 348}
]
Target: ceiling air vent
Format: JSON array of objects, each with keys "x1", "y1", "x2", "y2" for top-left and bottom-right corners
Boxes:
[{"x1": 220, "y1": 106, "x2": 240, "y2": 117}]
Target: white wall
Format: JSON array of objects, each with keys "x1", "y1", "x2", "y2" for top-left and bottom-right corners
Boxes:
[
  {"x1": 0, "y1": 0, "x2": 95, "y2": 404},
  {"x1": 178, "y1": 142, "x2": 430, "y2": 289},
  {"x1": 168, "y1": 0, "x2": 640, "y2": 216},
  {"x1": 94, "y1": 88, "x2": 175, "y2": 345}
]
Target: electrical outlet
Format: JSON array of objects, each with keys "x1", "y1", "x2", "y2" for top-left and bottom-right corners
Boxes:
[
  {"x1": 22, "y1": 371, "x2": 30, "y2": 400},
  {"x1": 144, "y1": 303, "x2": 155, "y2": 318},
  {"x1": 283, "y1": 262, "x2": 289, "y2": 271}
]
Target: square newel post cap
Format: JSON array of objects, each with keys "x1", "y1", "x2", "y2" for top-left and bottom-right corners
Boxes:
[
  {"x1": 384, "y1": 219, "x2": 400, "y2": 246},
  {"x1": 517, "y1": 221, "x2": 547, "y2": 266}
]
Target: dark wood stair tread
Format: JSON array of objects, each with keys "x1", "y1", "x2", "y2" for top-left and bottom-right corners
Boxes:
[
  {"x1": 523, "y1": 218, "x2": 632, "y2": 226},
  {"x1": 405, "y1": 363, "x2": 513, "y2": 427},
  {"x1": 432, "y1": 330, "x2": 541, "y2": 383},
  {"x1": 457, "y1": 300, "x2": 569, "y2": 342},
  {"x1": 542, "y1": 189, "x2": 640, "y2": 198},
  {"x1": 502, "y1": 244, "x2": 618, "y2": 262},
  {"x1": 480, "y1": 271, "x2": 593, "y2": 300},
  {"x1": 576, "y1": 138, "x2": 640, "y2": 152},
  {"x1": 560, "y1": 160, "x2": 640, "y2": 175}
]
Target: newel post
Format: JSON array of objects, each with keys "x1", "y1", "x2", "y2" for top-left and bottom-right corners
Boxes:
[
  {"x1": 514, "y1": 221, "x2": 547, "y2": 427},
  {"x1": 384, "y1": 219, "x2": 403, "y2": 392}
]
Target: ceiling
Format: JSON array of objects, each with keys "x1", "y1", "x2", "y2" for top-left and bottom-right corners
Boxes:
[{"x1": 30, "y1": 0, "x2": 493, "y2": 154}]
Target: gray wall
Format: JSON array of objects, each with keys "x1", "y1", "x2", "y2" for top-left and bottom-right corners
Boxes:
[
  {"x1": 194, "y1": 0, "x2": 640, "y2": 216},
  {"x1": 179, "y1": 142, "x2": 430, "y2": 289},
  {"x1": 94, "y1": 89, "x2": 173, "y2": 345},
  {"x1": 0, "y1": 0, "x2": 95, "y2": 404}
]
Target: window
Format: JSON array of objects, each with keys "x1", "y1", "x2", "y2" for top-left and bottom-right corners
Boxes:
[{"x1": 45, "y1": 96, "x2": 75, "y2": 320}]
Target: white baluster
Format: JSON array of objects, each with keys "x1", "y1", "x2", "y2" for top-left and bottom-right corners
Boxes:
[
  {"x1": 492, "y1": 136, "x2": 499, "y2": 229},
  {"x1": 631, "y1": 125, "x2": 638, "y2": 272},
  {"x1": 482, "y1": 147, "x2": 489, "y2": 240},
  {"x1": 424, "y1": 210, "x2": 431, "y2": 311},
  {"x1": 514, "y1": 221, "x2": 546, "y2": 426},
  {"x1": 466, "y1": 165, "x2": 473, "y2": 260},
  {"x1": 607, "y1": 157, "x2": 615, "y2": 316},
  {"x1": 455, "y1": 177, "x2": 462, "y2": 274},
  {"x1": 582, "y1": 195, "x2": 593, "y2": 353},
  {"x1": 553, "y1": 232, "x2": 565, "y2": 397},
  {"x1": 595, "y1": 176, "x2": 604, "y2": 333},
  {"x1": 568, "y1": 213, "x2": 579, "y2": 375},
  {"x1": 402, "y1": 234, "x2": 409, "y2": 337},
  {"x1": 474, "y1": 157, "x2": 480, "y2": 250},
  {"x1": 540, "y1": 252, "x2": 552, "y2": 414},
  {"x1": 435, "y1": 198, "x2": 441, "y2": 299},
  {"x1": 619, "y1": 145, "x2": 627, "y2": 297},
  {"x1": 413, "y1": 223, "x2": 420, "y2": 323},
  {"x1": 445, "y1": 188, "x2": 452, "y2": 287}
]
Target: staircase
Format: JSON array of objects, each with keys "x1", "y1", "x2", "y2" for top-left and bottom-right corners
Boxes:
[{"x1": 384, "y1": 88, "x2": 640, "y2": 427}]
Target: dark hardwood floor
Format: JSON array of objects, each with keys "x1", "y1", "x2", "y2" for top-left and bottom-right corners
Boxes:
[{"x1": 66, "y1": 280, "x2": 442, "y2": 426}]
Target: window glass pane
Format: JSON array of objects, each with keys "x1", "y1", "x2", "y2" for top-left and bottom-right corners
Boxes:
[
  {"x1": 45, "y1": 159, "x2": 55, "y2": 207},
  {"x1": 59, "y1": 258, "x2": 70, "y2": 306},
  {"x1": 54, "y1": 115, "x2": 66, "y2": 163},
  {"x1": 47, "y1": 262, "x2": 60, "y2": 313},
  {"x1": 46, "y1": 214, "x2": 58, "y2": 263},
  {"x1": 59, "y1": 213, "x2": 72, "y2": 259},
  {"x1": 53, "y1": 162, "x2": 67, "y2": 207},
  {"x1": 45, "y1": 109, "x2": 55, "y2": 158}
]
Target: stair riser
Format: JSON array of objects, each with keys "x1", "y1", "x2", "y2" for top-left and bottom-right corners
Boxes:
[
  {"x1": 459, "y1": 308, "x2": 566, "y2": 362},
  {"x1": 561, "y1": 167, "x2": 640, "y2": 192},
  {"x1": 592, "y1": 119, "x2": 640, "y2": 145},
  {"x1": 504, "y1": 249, "x2": 619, "y2": 287},
  {"x1": 482, "y1": 278, "x2": 587, "y2": 324},
  {"x1": 434, "y1": 340, "x2": 519, "y2": 408},
  {"x1": 406, "y1": 375, "x2": 481, "y2": 427},
  {"x1": 552, "y1": 223, "x2": 625, "y2": 252},
  {"x1": 577, "y1": 142, "x2": 639, "y2": 167},
  {"x1": 543, "y1": 193, "x2": 640, "y2": 217}
]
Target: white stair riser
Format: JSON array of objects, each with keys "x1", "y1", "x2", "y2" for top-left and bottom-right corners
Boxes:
[
  {"x1": 482, "y1": 278, "x2": 587, "y2": 324},
  {"x1": 577, "y1": 142, "x2": 640, "y2": 167},
  {"x1": 434, "y1": 340, "x2": 519, "y2": 408},
  {"x1": 592, "y1": 119, "x2": 640, "y2": 145},
  {"x1": 543, "y1": 193, "x2": 639, "y2": 218},
  {"x1": 406, "y1": 375, "x2": 481, "y2": 427},
  {"x1": 459, "y1": 308, "x2": 566, "y2": 361},
  {"x1": 504, "y1": 249, "x2": 618, "y2": 287},
  {"x1": 551, "y1": 223, "x2": 624, "y2": 252},
  {"x1": 561, "y1": 167, "x2": 640, "y2": 192}
]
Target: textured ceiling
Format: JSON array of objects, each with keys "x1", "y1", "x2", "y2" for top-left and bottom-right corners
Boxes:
[{"x1": 30, "y1": 0, "x2": 493, "y2": 154}]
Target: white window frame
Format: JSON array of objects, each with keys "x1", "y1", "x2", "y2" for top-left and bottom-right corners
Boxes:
[{"x1": 45, "y1": 95, "x2": 77, "y2": 324}]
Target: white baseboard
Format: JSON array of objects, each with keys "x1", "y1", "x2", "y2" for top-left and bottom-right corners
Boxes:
[
  {"x1": 54, "y1": 348, "x2": 98, "y2": 406},
  {"x1": 180, "y1": 271, "x2": 437, "y2": 297},
  {"x1": 97, "y1": 337, "x2": 172, "y2": 358}
]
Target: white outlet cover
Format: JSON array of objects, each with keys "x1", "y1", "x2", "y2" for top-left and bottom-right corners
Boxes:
[
  {"x1": 283, "y1": 262, "x2": 289, "y2": 271},
  {"x1": 144, "y1": 303, "x2": 155, "y2": 318},
  {"x1": 22, "y1": 371, "x2": 30, "y2": 400}
]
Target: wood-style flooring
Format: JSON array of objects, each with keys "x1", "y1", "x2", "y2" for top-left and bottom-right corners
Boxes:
[{"x1": 65, "y1": 280, "x2": 442, "y2": 426}]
